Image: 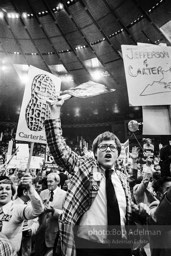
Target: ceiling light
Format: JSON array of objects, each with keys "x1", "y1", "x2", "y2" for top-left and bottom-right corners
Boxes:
[
  {"x1": 90, "y1": 70, "x2": 103, "y2": 80},
  {"x1": 60, "y1": 74, "x2": 73, "y2": 82},
  {"x1": 74, "y1": 107, "x2": 80, "y2": 117},
  {"x1": 50, "y1": 64, "x2": 67, "y2": 73},
  {"x1": 16, "y1": 106, "x2": 21, "y2": 115},
  {"x1": 1, "y1": 65, "x2": 8, "y2": 72},
  {"x1": 75, "y1": 45, "x2": 84, "y2": 50},
  {"x1": 93, "y1": 109, "x2": 98, "y2": 115},
  {"x1": 84, "y1": 57, "x2": 102, "y2": 69},
  {"x1": 8, "y1": 12, "x2": 18, "y2": 18},
  {"x1": 20, "y1": 74, "x2": 29, "y2": 85},
  {"x1": 133, "y1": 106, "x2": 140, "y2": 111},
  {"x1": 22, "y1": 65, "x2": 29, "y2": 71},
  {"x1": 0, "y1": 12, "x2": 4, "y2": 19},
  {"x1": 57, "y1": 3, "x2": 64, "y2": 10},
  {"x1": 113, "y1": 104, "x2": 119, "y2": 113}
]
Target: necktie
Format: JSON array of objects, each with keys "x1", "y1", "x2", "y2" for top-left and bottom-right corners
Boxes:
[
  {"x1": 105, "y1": 169, "x2": 121, "y2": 241},
  {"x1": 49, "y1": 190, "x2": 54, "y2": 202},
  {"x1": 0, "y1": 207, "x2": 3, "y2": 232}
]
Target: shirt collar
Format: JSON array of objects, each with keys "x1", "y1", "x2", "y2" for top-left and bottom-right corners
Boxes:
[
  {"x1": 2, "y1": 200, "x2": 13, "y2": 212},
  {"x1": 49, "y1": 186, "x2": 59, "y2": 195},
  {"x1": 100, "y1": 165, "x2": 115, "y2": 174}
]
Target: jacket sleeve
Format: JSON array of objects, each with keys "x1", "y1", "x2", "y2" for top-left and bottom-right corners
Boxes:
[
  {"x1": 151, "y1": 190, "x2": 171, "y2": 225},
  {"x1": 44, "y1": 118, "x2": 90, "y2": 175}
]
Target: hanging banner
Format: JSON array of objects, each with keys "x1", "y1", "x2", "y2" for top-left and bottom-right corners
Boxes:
[
  {"x1": 15, "y1": 66, "x2": 61, "y2": 144},
  {"x1": 121, "y1": 44, "x2": 171, "y2": 106}
]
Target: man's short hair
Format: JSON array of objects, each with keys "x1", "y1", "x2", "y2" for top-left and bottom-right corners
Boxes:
[
  {"x1": 47, "y1": 172, "x2": 60, "y2": 184},
  {"x1": 0, "y1": 175, "x2": 16, "y2": 196},
  {"x1": 92, "y1": 131, "x2": 121, "y2": 156},
  {"x1": 17, "y1": 183, "x2": 29, "y2": 197},
  {"x1": 153, "y1": 176, "x2": 171, "y2": 193}
]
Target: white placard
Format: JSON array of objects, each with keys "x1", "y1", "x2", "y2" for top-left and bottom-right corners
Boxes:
[
  {"x1": 15, "y1": 66, "x2": 61, "y2": 144},
  {"x1": 119, "y1": 139, "x2": 129, "y2": 164},
  {"x1": 6, "y1": 155, "x2": 44, "y2": 169},
  {"x1": 16, "y1": 143, "x2": 29, "y2": 157},
  {"x1": 121, "y1": 44, "x2": 171, "y2": 106},
  {"x1": 142, "y1": 106, "x2": 171, "y2": 135}
]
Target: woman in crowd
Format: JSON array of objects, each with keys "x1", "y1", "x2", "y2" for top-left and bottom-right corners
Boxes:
[{"x1": 0, "y1": 174, "x2": 44, "y2": 254}]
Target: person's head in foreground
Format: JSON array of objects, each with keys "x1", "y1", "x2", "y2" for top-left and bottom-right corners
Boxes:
[
  {"x1": 0, "y1": 176, "x2": 15, "y2": 207},
  {"x1": 153, "y1": 176, "x2": 171, "y2": 200}
]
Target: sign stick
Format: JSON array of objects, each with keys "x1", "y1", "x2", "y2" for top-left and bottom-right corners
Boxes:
[{"x1": 26, "y1": 142, "x2": 34, "y2": 172}]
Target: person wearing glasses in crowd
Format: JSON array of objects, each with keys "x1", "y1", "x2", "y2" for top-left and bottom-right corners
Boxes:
[{"x1": 43, "y1": 97, "x2": 142, "y2": 256}]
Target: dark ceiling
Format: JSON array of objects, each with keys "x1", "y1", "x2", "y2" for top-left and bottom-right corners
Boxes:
[{"x1": 0, "y1": 0, "x2": 170, "y2": 131}]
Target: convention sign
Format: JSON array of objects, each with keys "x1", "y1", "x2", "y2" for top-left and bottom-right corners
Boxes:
[
  {"x1": 15, "y1": 65, "x2": 61, "y2": 144},
  {"x1": 6, "y1": 155, "x2": 44, "y2": 169},
  {"x1": 121, "y1": 44, "x2": 171, "y2": 106},
  {"x1": 142, "y1": 106, "x2": 171, "y2": 135},
  {"x1": 119, "y1": 139, "x2": 129, "y2": 164}
]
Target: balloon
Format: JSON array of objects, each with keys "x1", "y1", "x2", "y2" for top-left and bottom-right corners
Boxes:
[{"x1": 128, "y1": 120, "x2": 139, "y2": 132}]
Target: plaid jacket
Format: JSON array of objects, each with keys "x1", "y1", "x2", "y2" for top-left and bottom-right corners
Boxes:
[{"x1": 45, "y1": 119, "x2": 133, "y2": 256}]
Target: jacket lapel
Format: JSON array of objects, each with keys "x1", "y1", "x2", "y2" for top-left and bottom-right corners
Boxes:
[
  {"x1": 89, "y1": 166, "x2": 102, "y2": 205},
  {"x1": 116, "y1": 170, "x2": 132, "y2": 223}
]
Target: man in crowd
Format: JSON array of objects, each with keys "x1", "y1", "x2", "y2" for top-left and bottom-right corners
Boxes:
[
  {"x1": 14, "y1": 183, "x2": 40, "y2": 256},
  {"x1": 36, "y1": 172, "x2": 66, "y2": 255},
  {"x1": 148, "y1": 176, "x2": 171, "y2": 256},
  {"x1": 44, "y1": 97, "x2": 137, "y2": 256},
  {"x1": 40, "y1": 172, "x2": 66, "y2": 211},
  {"x1": 159, "y1": 140, "x2": 171, "y2": 176}
]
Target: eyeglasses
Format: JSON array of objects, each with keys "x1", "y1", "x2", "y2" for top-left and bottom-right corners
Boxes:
[{"x1": 98, "y1": 144, "x2": 117, "y2": 152}]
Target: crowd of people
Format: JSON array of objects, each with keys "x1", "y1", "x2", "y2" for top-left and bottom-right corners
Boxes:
[{"x1": 0, "y1": 97, "x2": 171, "y2": 256}]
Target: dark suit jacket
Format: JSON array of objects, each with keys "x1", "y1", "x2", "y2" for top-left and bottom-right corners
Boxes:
[
  {"x1": 40, "y1": 187, "x2": 66, "y2": 248},
  {"x1": 149, "y1": 193, "x2": 171, "y2": 256},
  {"x1": 59, "y1": 172, "x2": 68, "y2": 189}
]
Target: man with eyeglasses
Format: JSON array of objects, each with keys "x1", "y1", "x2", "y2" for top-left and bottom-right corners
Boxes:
[{"x1": 44, "y1": 97, "x2": 135, "y2": 256}]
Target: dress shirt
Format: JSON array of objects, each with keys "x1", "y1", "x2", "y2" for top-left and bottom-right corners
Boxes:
[{"x1": 77, "y1": 170, "x2": 127, "y2": 243}]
